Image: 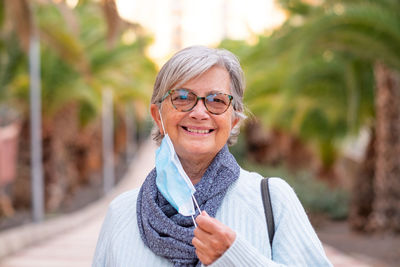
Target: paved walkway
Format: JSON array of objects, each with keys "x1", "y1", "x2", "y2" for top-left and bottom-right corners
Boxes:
[{"x1": 0, "y1": 139, "x2": 382, "y2": 267}]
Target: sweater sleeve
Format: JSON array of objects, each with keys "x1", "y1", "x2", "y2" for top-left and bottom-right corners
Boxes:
[
  {"x1": 207, "y1": 178, "x2": 332, "y2": 267},
  {"x1": 207, "y1": 234, "x2": 285, "y2": 267},
  {"x1": 92, "y1": 205, "x2": 114, "y2": 267},
  {"x1": 92, "y1": 189, "x2": 139, "y2": 267}
]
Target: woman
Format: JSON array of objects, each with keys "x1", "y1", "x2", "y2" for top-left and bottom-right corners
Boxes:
[{"x1": 93, "y1": 46, "x2": 332, "y2": 266}]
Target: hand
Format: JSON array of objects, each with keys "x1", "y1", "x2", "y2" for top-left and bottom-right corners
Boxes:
[{"x1": 192, "y1": 211, "x2": 236, "y2": 265}]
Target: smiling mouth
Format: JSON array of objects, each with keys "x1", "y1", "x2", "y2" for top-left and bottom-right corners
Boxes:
[{"x1": 182, "y1": 126, "x2": 214, "y2": 134}]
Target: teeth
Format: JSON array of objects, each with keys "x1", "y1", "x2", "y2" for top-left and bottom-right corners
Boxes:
[{"x1": 186, "y1": 128, "x2": 210, "y2": 134}]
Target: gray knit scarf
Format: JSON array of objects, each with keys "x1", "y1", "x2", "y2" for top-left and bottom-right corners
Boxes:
[{"x1": 136, "y1": 145, "x2": 240, "y2": 267}]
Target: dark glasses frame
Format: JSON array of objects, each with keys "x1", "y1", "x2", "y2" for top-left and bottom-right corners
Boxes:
[{"x1": 160, "y1": 88, "x2": 234, "y2": 115}]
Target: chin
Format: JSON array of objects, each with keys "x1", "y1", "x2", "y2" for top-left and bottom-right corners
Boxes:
[
  {"x1": 188, "y1": 144, "x2": 213, "y2": 154},
  {"x1": 181, "y1": 142, "x2": 216, "y2": 157}
]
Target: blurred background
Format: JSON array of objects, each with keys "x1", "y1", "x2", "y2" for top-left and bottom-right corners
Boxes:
[{"x1": 0, "y1": 0, "x2": 399, "y2": 266}]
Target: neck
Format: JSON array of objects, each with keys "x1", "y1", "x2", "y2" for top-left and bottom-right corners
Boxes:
[{"x1": 179, "y1": 155, "x2": 215, "y2": 185}]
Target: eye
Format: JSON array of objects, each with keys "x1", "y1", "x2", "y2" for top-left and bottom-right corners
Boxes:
[
  {"x1": 171, "y1": 89, "x2": 196, "y2": 105},
  {"x1": 208, "y1": 94, "x2": 229, "y2": 105},
  {"x1": 172, "y1": 90, "x2": 188, "y2": 100},
  {"x1": 174, "y1": 94, "x2": 188, "y2": 100}
]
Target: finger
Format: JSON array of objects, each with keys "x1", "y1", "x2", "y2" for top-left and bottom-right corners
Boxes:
[
  {"x1": 195, "y1": 249, "x2": 213, "y2": 266},
  {"x1": 194, "y1": 210, "x2": 209, "y2": 222},
  {"x1": 194, "y1": 226, "x2": 212, "y2": 246},
  {"x1": 196, "y1": 214, "x2": 221, "y2": 234},
  {"x1": 193, "y1": 236, "x2": 217, "y2": 264},
  {"x1": 195, "y1": 225, "x2": 231, "y2": 252},
  {"x1": 201, "y1": 210, "x2": 209, "y2": 217},
  {"x1": 194, "y1": 210, "x2": 208, "y2": 223},
  {"x1": 192, "y1": 236, "x2": 207, "y2": 250},
  {"x1": 193, "y1": 236, "x2": 218, "y2": 266}
]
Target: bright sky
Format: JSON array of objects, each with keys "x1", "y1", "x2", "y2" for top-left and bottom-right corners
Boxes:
[{"x1": 116, "y1": 0, "x2": 285, "y2": 64}]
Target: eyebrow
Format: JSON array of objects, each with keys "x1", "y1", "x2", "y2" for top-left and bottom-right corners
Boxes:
[{"x1": 177, "y1": 88, "x2": 228, "y2": 95}]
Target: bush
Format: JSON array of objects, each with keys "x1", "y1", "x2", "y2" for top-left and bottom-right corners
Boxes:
[{"x1": 239, "y1": 161, "x2": 349, "y2": 220}]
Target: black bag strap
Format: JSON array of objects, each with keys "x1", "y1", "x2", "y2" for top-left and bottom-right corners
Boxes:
[{"x1": 261, "y1": 177, "x2": 275, "y2": 247}]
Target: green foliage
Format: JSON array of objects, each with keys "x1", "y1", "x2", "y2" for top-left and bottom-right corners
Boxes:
[
  {"x1": 1, "y1": 1, "x2": 157, "y2": 126},
  {"x1": 39, "y1": 44, "x2": 83, "y2": 116},
  {"x1": 295, "y1": 1, "x2": 400, "y2": 69},
  {"x1": 229, "y1": 132, "x2": 349, "y2": 220},
  {"x1": 219, "y1": 0, "x2": 391, "y2": 171},
  {"x1": 0, "y1": 34, "x2": 26, "y2": 102},
  {"x1": 277, "y1": 0, "x2": 316, "y2": 15},
  {"x1": 0, "y1": 23, "x2": 27, "y2": 126},
  {"x1": 241, "y1": 161, "x2": 349, "y2": 220},
  {"x1": 0, "y1": 0, "x2": 4, "y2": 28},
  {"x1": 228, "y1": 133, "x2": 248, "y2": 166}
]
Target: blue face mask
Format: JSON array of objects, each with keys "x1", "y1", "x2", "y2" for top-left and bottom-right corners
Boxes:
[
  {"x1": 155, "y1": 110, "x2": 200, "y2": 217},
  {"x1": 156, "y1": 134, "x2": 196, "y2": 216}
]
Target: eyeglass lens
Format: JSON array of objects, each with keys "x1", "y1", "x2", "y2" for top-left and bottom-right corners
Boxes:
[{"x1": 170, "y1": 89, "x2": 232, "y2": 114}]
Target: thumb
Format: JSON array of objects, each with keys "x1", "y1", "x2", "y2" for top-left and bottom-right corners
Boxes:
[{"x1": 201, "y1": 210, "x2": 209, "y2": 217}]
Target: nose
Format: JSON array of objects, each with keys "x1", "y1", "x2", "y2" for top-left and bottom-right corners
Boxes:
[{"x1": 189, "y1": 98, "x2": 210, "y2": 120}]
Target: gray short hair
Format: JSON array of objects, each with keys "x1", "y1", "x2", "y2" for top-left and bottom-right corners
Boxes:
[{"x1": 151, "y1": 45, "x2": 246, "y2": 146}]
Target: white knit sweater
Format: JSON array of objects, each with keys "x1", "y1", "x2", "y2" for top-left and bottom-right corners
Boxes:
[{"x1": 93, "y1": 168, "x2": 332, "y2": 266}]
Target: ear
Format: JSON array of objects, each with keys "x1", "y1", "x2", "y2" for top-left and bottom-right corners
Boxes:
[
  {"x1": 150, "y1": 104, "x2": 164, "y2": 135},
  {"x1": 231, "y1": 115, "x2": 240, "y2": 130}
]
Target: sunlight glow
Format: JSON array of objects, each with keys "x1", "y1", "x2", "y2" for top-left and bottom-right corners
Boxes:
[
  {"x1": 66, "y1": 0, "x2": 79, "y2": 9},
  {"x1": 122, "y1": 29, "x2": 137, "y2": 45},
  {"x1": 116, "y1": 0, "x2": 286, "y2": 64}
]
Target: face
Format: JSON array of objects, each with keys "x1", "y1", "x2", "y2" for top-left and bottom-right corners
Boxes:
[{"x1": 151, "y1": 66, "x2": 239, "y2": 163}]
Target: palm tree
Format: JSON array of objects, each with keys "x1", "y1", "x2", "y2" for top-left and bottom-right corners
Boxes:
[
  {"x1": 226, "y1": 0, "x2": 400, "y2": 232},
  {"x1": 220, "y1": 25, "x2": 374, "y2": 185},
  {"x1": 1, "y1": 0, "x2": 157, "y2": 213},
  {"x1": 284, "y1": 0, "x2": 400, "y2": 233},
  {"x1": 36, "y1": 1, "x2": 156, "y2": 211}
]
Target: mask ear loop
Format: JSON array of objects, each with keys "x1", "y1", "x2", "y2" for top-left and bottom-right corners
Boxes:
[
  {"x1": 159, "y1": 107, "x2": 202, "y2": 227},
  {"x1": 193, "y1": 196, "x2": 201, "y2": 213},
  {"x1": 191, "y1": 215, "x2": 197, "y2": 227},
  {"x1": 191, "y1": 197, "x2": 202, "y2": 227},
  {"x1": 158, "y1": 109, "x2": 166, "y2": 135}
]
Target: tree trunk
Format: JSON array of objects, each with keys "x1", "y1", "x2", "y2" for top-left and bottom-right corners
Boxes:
[
  {"x1": 244, "y1": 120, "x2": 315, "y2": 170},
  {"x1": 368, "y1": 63, "x2": 400, "y2": 232},
  {"x1": 243, "y1": 119, "x2": 270, "y2": 164},
  {"x1": 349, "y1": 129, "x2": 375, "y2": 231}
]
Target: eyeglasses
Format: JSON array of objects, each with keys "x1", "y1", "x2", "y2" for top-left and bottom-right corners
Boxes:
[{"x1": 160, "y1": 88, "x2": 234, "y2": 115}]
